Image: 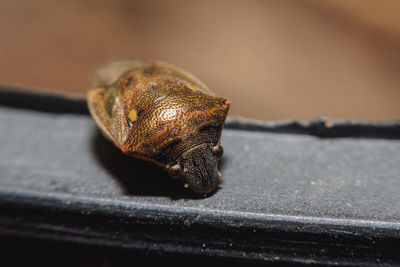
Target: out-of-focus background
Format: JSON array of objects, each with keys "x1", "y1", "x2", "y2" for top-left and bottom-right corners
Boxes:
[{"x1": 0, "y1": 0, "x2": 399, "y2": 121}]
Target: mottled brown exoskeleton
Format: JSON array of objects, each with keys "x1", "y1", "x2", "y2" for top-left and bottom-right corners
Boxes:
[{"x1": 87, "y1": 59, "x2": 230, "y2": 194}]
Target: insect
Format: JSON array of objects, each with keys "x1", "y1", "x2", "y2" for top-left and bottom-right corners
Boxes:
[{"x1": 87, "y1": 59, "x2": 230, "y2": 194}]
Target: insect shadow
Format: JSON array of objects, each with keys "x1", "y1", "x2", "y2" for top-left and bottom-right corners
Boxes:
[{"x1": 90, "y1": 128, "x2": 223, "y2": 199}]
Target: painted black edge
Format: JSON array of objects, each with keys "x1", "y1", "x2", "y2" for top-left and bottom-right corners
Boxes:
[
  {"x1": 225, "y1": 117, "x2": 400, "y2": 140},
  {"x1": 0, "y1": 85, "x2": 89, "y2": 115},
  {"x1": 1, "y1": 189, "x2": 399, "y2": 265},
  {"x1": 0, "y1": 86, "x2": 399, "y2": 139}
]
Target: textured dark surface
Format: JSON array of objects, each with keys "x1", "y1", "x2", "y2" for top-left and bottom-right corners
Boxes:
[{"x1": 1, "y1": 88, "x2": 400, "y2": 265}]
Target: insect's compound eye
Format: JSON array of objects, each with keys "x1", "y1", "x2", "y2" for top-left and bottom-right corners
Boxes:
[
  {"x1": 169, "y1": 164, "x2": 183, "y2": 178},
  {"x1": 212, "y1": 145, "x2": 224, "y2": 158}
]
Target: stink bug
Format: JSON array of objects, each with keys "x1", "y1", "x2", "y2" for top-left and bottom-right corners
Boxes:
[{"x1": 87, "y1": 59, "x2": 230, "y2": 194}]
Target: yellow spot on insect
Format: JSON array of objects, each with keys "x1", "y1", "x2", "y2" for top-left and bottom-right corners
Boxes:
[
  {"x1": 184, "y1": 183, "x2": 189, "y2": 188},
  {"x1": 218, "y1": 172, "x2": 223, "y2": 179},
  {"x1": 128, "y1": 109, "x2": 137, "y2": 123}
]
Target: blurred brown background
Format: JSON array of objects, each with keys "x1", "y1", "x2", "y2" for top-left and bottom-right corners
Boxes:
[{"x1": 0, "y1": 0, "x2": 399, "y2": 121}]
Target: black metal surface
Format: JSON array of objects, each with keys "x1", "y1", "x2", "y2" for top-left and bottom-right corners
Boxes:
[{"x1": 0, "y1": 87, "x2": 400, "y2": 265}]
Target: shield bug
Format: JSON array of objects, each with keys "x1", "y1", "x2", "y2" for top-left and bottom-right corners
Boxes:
[{"x1": 87, "y1": 59, "x2": 230, "y2": 194}]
